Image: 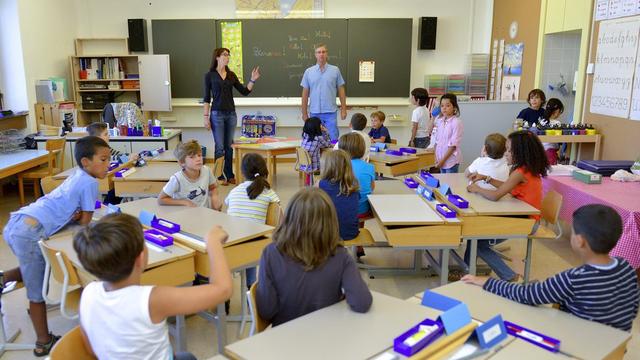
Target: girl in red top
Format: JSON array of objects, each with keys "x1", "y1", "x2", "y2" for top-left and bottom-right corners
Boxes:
[{"x1": 464, "y1": 130, "x2": 549, "y2": 281}]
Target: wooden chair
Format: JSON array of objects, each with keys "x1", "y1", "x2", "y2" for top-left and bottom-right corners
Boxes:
[
  {"x1": 294, "y1": 147, "x2": 314, "y2": 186},
  {"x1": 49, "y1": 326, "x2": 96, "y2": 360},
  {"x1": 390, "y1": 139, "x2": 398, "y2": 144},
  {"x1": 523, "y1": 190, "x2": 564, "y2": 283},
  {"x1": 343, "y1": 228, "x2": 375, "y2": 262},
  {"x1": 18, "y1": 138, "x2": 66, "y2": 205},
  {"x1": 40, "y1": 175, "x2": 62, "y2": 195},
  {"x1": 212, "y1": 156, "x2": 225, "y2": 179},
  {"x1": 38, "y1": 240, "x2": 83, "y2": 320},
  {"x1": 247, "y1": 282, "x2": 270, "y2": 336},
  {"x1": 265, "y1": 202, "x2": 282, "y2": 227},
  {"x1": 0, "y1": 282, "x2": 35, "y2": 356}
]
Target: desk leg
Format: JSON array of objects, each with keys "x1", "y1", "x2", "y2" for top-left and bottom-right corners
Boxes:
[
  {"x1": 238, "y1": 271, "x2": 248, "y2": 337},
  {"x1": 266, "y1": 154, "x2": 275, "y2": 187},
  {"x1": 235, "y1": 149, "x2": 243, "y2": 182},
  {"x1": 594, "y1": 137, "x2": 602, "y2": 160},
  {"x1": 175, "y1": 315, "x2": 187, "y2": 352},
  {"x1": 271, "y1": 155, "x2": 277, "y2": 186},
  {"x1": 523, "y1": 238, "x2": 533, "y2": 284},
  {"x1": 216, "y1": 303, "x2": 227, "y2": 354},
  {"x1": 468, "y1": 239, "x2": 478, "y2": 276},
  {"x1": 440, "y1": 250, "x2": 449, "y2": 286}
]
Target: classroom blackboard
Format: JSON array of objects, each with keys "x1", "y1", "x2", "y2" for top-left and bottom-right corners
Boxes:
[
  {"x1": 346, "y1": 19, "x2": 412, "y2": 97},
  {"x1": 152, "y1": 18, "x2": 412, "y2": 98},
  {"x1": 217, "y1": 19, "x2": 348, "y2": 97},
  {"x1": 152, "y1": 19, "x2": 216, "y2": 98}
]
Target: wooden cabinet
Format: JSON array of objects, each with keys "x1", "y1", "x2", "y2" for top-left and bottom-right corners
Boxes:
[{"x1": 544, "y1": 0, "x2": 590, "y2": 34}]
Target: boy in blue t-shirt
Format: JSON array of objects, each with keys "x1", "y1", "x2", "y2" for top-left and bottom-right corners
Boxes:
[
  {"x1": 368, "y1": 111, "x2": 391, "y2": 144},
  {"x1": 517, "y1": 89, "x2": 546, "y2": 125},
  {"x1": 0, "y1": 136, "x2": 110, "y2": 356}
]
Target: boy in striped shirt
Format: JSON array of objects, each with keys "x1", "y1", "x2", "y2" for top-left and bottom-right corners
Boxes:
[{"x1": 463, "y1": 204, "x2": 639, "y2": 331}]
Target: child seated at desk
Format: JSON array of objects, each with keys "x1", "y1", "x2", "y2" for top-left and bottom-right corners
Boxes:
[
  {"x1": 256, "y1": 188, "x2": 372, "y2": 326},
  {"x1": 334, "y1": 112, "x2": 370, "y2": 161},
  {"x1": 368, "y1": 111, "x2": 391, "y2": 143},
  {"x1": 539, "y1": 98, "x2": 564, "y2": 165},
  {"x1": 319, "y1": 149, "x2": 360, "y2": 241},
  {"x1": 517, "y1": 88, "x2": 546, "y2": 126},
  {"x1": 300, "y1": 116, "x2": 332, "y2": 175},
  {"x1": 463, "y1": 204, "x2": 640, "y2": 332},
  {"x1": 1, "y1": 136, "x2": 110, "y2": 356},
  {"x1": 465, "y1": 133, "x2": 509, "y2": 190},
  {"x1": 75, "y1": 213, "x2": 233, "y2": 359},
  {"x1": 226, "y1": 153, "x2": 281, "y2": 289},
  {"x1": 158, "y1": 140, "x2": 222, "y2": 210},
  {"x1": 465, "y1": 130, "x2": 549, "y2": 281}
]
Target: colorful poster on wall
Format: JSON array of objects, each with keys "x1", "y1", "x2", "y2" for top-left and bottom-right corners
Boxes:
[
  {"x1": 220, "y1": 21, "x2": 245, "y2": 83},
  {"x1": 500, "y1": 76, "x2": 520, "y2": 101},
  {"x1": 590, "y1": 17, "x2": 640, "y2": 118},
  {"x1": 502, "y1": 43, "x2": 524, "y2": 76}
]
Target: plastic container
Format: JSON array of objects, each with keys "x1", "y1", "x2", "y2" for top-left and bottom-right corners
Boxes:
[
  {"x1": 385, "y1": 149, "x2": 403, "y2": 156},
  {"x1": 393, "y1": 319, "x2": 444, "y2": 357},
  {"x1": 151, "y1": 217, "x2": 181, "y2": 234},
  {"x1": 404, "y1": 177, "x2": 419, "y2": 188},
  {"x1": 447, "y1": 194, "x2": 469, "y2": 209},
  {"x1": 399, "y1": 147, "x2": 417, "y2": 154},
  {"x1": 144, "y1": 229, "x2": 174, "y2": 247},
  {"x1": 436, "y1": 204, "x2": 457, "y2": 218}
]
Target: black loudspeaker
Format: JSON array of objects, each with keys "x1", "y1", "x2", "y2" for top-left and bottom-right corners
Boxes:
[
  {"x1": 128, "y1": 19, "x2": 147, "y2": 52},
  {"x1": 419, "y1": 17, "x2": 437, "y2": 50}
]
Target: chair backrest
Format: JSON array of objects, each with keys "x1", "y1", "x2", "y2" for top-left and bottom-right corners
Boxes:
[
  {"x1": 541, "y1": 190, "x2": 563, "y2": 225},
  {"x1": 50, "y1": 326, "x2": 96, "y2": 360},
  {"x1": 295, "y1": 147, "x2": 312, "y2": 171},
  {"x1": 41, "y1": 176, "x2": 61, "y2": 194},
  {"x1": 390, "y1": 139, "x2": 398, "y2": 144},
  {"x1": 38, "y1": 240, "x2": 80, "y2": 286},
  {"x1": 247, "y1": 282, "x2": 270, "y2": 335},
  {"x1": 212, "y1": 156, "x2": 225, "y2": 179},
  {"x1": 46, "y1": 138, "x2": 66, "y2": 170},
  {"x1": 265, "y1": 202, "x2": 281, "y2": 227}
]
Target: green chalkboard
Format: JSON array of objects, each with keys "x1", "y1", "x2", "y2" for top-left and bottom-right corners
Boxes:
[
  {"x1": 152, "y1": 19, "x2": 216, "y2": 98},
  {"x1": 152, "y1": 18, "x2": 412, "y2": 98},
  {"x1": 216, "y1": 19, "x2": 348, "y2": 97},
  {"x1": 346, "y1": 19, "x2": 413, "y2": 97}
]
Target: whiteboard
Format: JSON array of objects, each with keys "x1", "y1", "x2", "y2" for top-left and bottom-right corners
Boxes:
[{"x1": 590, "y1": 16, "x2": 640, "y2": 118}]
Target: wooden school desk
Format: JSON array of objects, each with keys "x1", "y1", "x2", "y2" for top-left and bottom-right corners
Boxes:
[
  {"x1": 537, "y1": 134, "x2": 602, "y2": 161},
  {"x1": 224, "y1": 291, "x2": 442, "y2": 360},
  {"x1": 45, "y1": 228, "x2": 196, "y2": 351},
  {"x1": 52, "y1": 160, "x2": 135, "y2": 193},
  {"x1": 113, "y1": 162, "x2": 180, "y2": 197},
  {"x1": 231, "y1": 140, "x2": 300, "y2": 186},
  {"x1": 367, "y1": 193, "x2": 461, "y2": 285},
  {"x1": 118, "y1": 198, "x2": 274, "y2": 353},
  {"x1": 146, "y1": 150, "x2": 177, "y2": 162},
  {"x1": 368, "y1": 146, "x2": 435, "y2": 177},
  {"x1": 417, "y1": 281, "x2": 631, "y2": 360},
  {"x1": 0, "y1": 150, "x2": 50, "y2": 180},
  {"x1": 431, "y1": 173, "x2": 540, "y2": 278}
]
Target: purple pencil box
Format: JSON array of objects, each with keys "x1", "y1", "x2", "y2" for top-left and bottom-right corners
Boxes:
[
  {"x1": 393, "y1": 318, "x2": 444, "y2": 357},
  {"x1": 108, "y1": 162, "x2": 120, "y2": 171},
  {"x1": 399, "y1": 147, "x2": 417, "y2": 154},
  {"x1": 144, "y1": 229, "x2": 174, "y2": 247},
  {"x1": 114, "y1": 168, "x2": 129, "y2": 177},
  {"x1": 447, "y1": 194, "x2": 469, "y2": 209},
  {"x1": 419, "y1": 170, "x2": 440, "y2": 188},
  {"x1": 385, "y1": 149, "x2": 403, "y2": 156},
  {"x1": 504, "y1": 321, "x2": 560, "y2": 353},
  {"x1": 404, "y1": 177, "x2": 419, "y2": 188},
  {"x1": 436, "y1": 204, "x2": 456, "y2": 218},
  {"x1": 151, "y1": 217, "x2": 181, "y2": 234}
]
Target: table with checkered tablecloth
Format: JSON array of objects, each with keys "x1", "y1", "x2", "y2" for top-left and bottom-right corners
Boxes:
[{"x1": 543, "y1": 176, "x2": 640, "y2": 268}]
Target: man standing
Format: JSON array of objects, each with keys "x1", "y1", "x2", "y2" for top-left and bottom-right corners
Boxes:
[{"x1": 301, "y1": 44, "x2": 347, "y2": 141}]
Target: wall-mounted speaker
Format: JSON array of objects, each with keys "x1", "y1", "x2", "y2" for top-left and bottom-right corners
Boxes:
[
  {"x1": 419, "y1": 17, "x2": 437, "y2": 50},
  {"x1": 128, "y1": 19, "x2": 148, "y2": 52}
]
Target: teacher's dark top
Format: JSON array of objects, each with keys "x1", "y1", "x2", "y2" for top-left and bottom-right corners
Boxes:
[{"x1": 203, "y1": 71, "x2": 251, "y2": 111}]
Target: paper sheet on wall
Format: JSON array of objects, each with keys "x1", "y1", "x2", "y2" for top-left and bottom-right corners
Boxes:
[
  {"x1": 500, "y1": 76, "x2": 520, "y2": 101},
  {"x1": 596, "y1": 0, "x2": 610, "y2": 20},
  {"x1": 220, "y1": 21, "x2": 245, "y2": 83},
  {"x1": 609, "y1": 0, "x2": 625, "y2": 19},
  {"x1": 590, "y1": 17, "x2": 640, "y2": 118},
  {"x1": 358, "y1": 60, "x2": 375, "y2": 82},
  {"x1": 622, "y1": 0, "x2": 638, "y2": 17}
]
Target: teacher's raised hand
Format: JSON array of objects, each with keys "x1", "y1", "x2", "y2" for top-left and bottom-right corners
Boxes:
[{"x1": 251, "y1": 66, "x2": 261, "y2": 81}]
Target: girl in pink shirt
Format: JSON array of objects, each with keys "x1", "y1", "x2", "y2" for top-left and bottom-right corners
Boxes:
[{"x1": 433, "y1": 93, "x2": 463, "y2": 173}]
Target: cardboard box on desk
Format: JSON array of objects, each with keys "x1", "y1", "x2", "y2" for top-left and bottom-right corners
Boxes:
[{"x1": 572, "y1": 169, "x2": 602, "y2": 184}]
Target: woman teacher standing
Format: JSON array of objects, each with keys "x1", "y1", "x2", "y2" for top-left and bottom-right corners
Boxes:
[{"x1": 204, "y1": 47, "x2": 260, "y2": 185}]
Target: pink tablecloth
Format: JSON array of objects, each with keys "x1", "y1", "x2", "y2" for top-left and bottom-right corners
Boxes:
[{"x1": 543, "y1": 177, "x2": 640, "y2": 268}]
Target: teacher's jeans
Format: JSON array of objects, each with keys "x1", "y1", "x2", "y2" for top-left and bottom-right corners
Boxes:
[
  {"x1": 310, "y1": 111, "x2": 339, "y2": 141},
  {"x1": 210, "y1": 110, "x2": 236, "y2": 180}
]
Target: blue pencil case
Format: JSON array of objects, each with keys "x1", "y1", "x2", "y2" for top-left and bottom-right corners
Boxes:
[
  {"x1": 436, "y1": 204, "x2": 456, "y2": 218},
  {"x1": 399, "y1": 147, "x2": 417, "y2": 154},
  {"x1": 144, "y1": 229, "x2": 174, "y2": 247},
  {"x1": 385, "y1": 149, "x2": 403, "y2": 156},
  {"x1": 394, "y1": 318, "x2": 444, "y2": 357},
  {"x1": 420, "y1": 170, "x2": 440, "y2": 187},
  {"x1": 447, "y1": 194, "x2": 469, "y2": 209},
  {"x1": 404, "y1": 177, "x2": 419, "y2": 188},
  {"x1": 151, "y1": 217, "x2": 181, "y2": 234}
]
